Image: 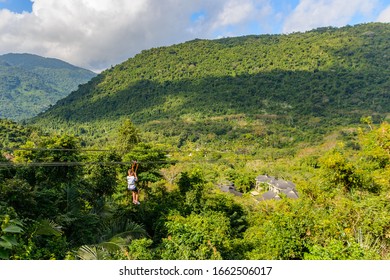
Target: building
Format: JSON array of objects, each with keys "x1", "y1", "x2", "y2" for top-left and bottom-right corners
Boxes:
[
  {"x1": 254, "y1": 174, "x2": 298, "y2": 201},
  {"x1": 218, "y1": 181, "x2": 243, "y2": 197}
]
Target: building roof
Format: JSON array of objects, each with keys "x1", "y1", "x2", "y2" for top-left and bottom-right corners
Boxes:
[
  {"x1": 219, "y1": 184, "x2": 243, "y2": 197},
  {"x1": 257, "y1": 190, "x2": 280, "y2": 201},
  {"x1": 256, "y1": 174, "x2": 296, "y2": 190},
  {"x1": 280, "y1": 189, "x2": 299, "y2": 199},
  {"x1": 256, "y1": 175, "x2": 273, "y2": 183},
  {"x1": 255, "y1": 174, "x2": 298, "y2": 201},
  {"x1": 274, "y1": 180, "x2": 296, "y2": 190}
]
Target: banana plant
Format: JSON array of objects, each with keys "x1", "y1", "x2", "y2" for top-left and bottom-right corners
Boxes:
[{"x1": 0, "y1": 215, "x2": 24, "y2": 259}]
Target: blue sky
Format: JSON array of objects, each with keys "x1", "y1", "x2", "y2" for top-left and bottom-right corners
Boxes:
[
  {"x1": 0, "y1": 0, "x2": 32, "y2": 13},
  {"x1": 0, "y1": 0, "x2": 389, "y2": 71}
]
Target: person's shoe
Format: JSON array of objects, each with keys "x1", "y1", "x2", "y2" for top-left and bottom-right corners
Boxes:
[{"x1": 136, "y1": 201, "x2": 140, "y2": 205}]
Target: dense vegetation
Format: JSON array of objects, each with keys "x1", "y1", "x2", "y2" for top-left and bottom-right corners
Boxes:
[
  {"x1": 0, "y1": 53, "x2": 96, "y2": 121},
  {"x1": 30, "y1": 23, "x2": 390, "y2": 148},
  {"x1": 0, "y1": 119, "x2": 36, "y2": 149},
  {"x1": 1, "y1": 23, "x2": 390, "y2": 260},
  {"x1": 1, "y1": 118, "x2": 390, "y2": 260}
]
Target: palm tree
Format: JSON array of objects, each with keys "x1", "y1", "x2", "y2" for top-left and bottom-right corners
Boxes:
[{"x1": 77, "y1": 220, "x2": 148, "y2": 260}]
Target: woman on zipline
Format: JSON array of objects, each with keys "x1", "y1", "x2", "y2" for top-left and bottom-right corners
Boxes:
[{"x1": 127, "y1": 161, "x2": 140, "y2": 205}]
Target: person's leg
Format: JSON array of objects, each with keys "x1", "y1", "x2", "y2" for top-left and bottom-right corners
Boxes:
[{"x1": 135, "y1": 191, "x2": 140, "y2": 204}]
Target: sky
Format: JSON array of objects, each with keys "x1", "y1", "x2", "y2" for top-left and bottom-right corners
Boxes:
[{"x1": 0, "y1": 0, "x2": 389, "y2": 72}]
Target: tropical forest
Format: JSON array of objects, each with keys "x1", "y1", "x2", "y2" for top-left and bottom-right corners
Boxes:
[{"x1": 1, "y1": 22, "x2": 390, "y2": 260}]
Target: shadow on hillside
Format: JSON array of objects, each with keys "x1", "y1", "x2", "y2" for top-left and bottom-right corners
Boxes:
[{"x1": 35, "y1": 67, "x2": 389, "y2": 128}]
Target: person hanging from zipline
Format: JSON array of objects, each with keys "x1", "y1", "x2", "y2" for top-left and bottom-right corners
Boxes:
[{"x1": 127, "y1": 160, "x2": 140, "y2": 205}]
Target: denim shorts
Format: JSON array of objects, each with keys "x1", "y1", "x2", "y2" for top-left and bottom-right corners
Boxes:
[{"x1": 128, "y1": 185, "x2": 138, "y2": 192}]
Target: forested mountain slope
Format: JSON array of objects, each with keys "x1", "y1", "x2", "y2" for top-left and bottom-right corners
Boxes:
[
  {"x1": 2, "y1": 23, "x2": 390, "y2": 260},
  {"x1": 0, "y1": 53, "x2": 96, "y2": 121},
  {"x1": 30, "y1": 23, "x2": 390, "y2": 147},
  {"x1": 0, "y1": 119, "x2": 37, "y2": 149}
]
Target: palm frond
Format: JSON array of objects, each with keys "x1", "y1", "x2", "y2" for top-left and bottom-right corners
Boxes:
[
  {"x1": 35, "y1": 219, "x2": 63, "y2": 237},
  {"x1": 77, "y1": 245, "x2": 98, "y2": 260},
  {"x1": 99, "y1": 240, "x2": 123, "y2": 252},
  {"x1": 113, "y1": 227, "x2": 147, "y2": 242}
]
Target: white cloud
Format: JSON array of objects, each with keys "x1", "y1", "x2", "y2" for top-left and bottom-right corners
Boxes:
[
  {"x1": 0, "y1": 0, "x2": 195, "y2": 71},
  {"x1": 0, "y1": 0, "x2": 385, "y2": 72},
  {"x1": 282, "y1": 0, "x2": 378, "y2": 33},
  {"x1": 377, "y1": 5, "x2": 390, "y2": 22},
  {"x1": 212, "y1": 0, "x2": 258, "y2": 28},
  {"x1": 188, "y1": 0, "x2": 272, "y2": 38},
  {"x1": 0, "y1": 0, "x2": 273, "y2": 71}
]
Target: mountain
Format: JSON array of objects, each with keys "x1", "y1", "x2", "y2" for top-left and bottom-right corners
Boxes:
[
  {"x1": 30, "y1": 23, "x2": 390, "y2": 147},
  {"x1": 0, "y1": 53, "x2": 96, "y2": 121},
  {"x1": 0, "y1": 118, "x2": 37, "y2": 149}
]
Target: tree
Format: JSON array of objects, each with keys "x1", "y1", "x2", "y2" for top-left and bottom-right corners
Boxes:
[
  {"x1": 14, "y1": 134, "x2": 83, "y2": 186},
  {"x1": 159, "y1": 211, "x2": 231, "y2": 260},
  {"x1": 0, "y1": 179, "x2": 37, "y2": 218},
  {"x1": 84, "y1": 151, "x2": 122, "y2": 200},
  {"x1": 360, "y1": 121, "x2": 390, "y2": 169},
  {"x1": 176, "y1": 168, "x2": 212, "y2": 214},
  {"x1": 16, "y1": 219, "x2": 67, "y2": 260},
  {"x1": 360, "y1": 116, "x2": 373, "y2": 131},
  {"x1": 160, "y1": 165, "x2": 182, "y2": 186},
  {"x1": 0, "y1": 153, "x2": 15, "y2": 183},
  {"x1": 319, "y1": 150, "x2": 362, "y2": 192},
  {"x1": 116, "y1": 119, "x2": 140, "y2": 154}
]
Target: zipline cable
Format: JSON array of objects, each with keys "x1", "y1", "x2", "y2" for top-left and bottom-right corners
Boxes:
[
  {"x1": 2, "y1": 147, "x2": 111, "y2": 152},
  {"x1": 0, "y1": 158, "x2": 234, "y2": 168}
]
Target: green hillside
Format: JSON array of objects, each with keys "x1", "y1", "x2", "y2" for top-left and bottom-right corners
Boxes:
[
  {"x1": 0, "y1": 53, "x2": 96, "y2": 121},
  {"x1": 0, "y1": 119, "x2": 38, "y2": 149},
  {"x1": 2, "y1": 93, "x2": 390, "y2": 261},
  {"x1": 2, "y1": 23, "x2": 390, "y2": 260},
  {"x1": 30, "y1": 23, "x2": 389, "y2": 148}
]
